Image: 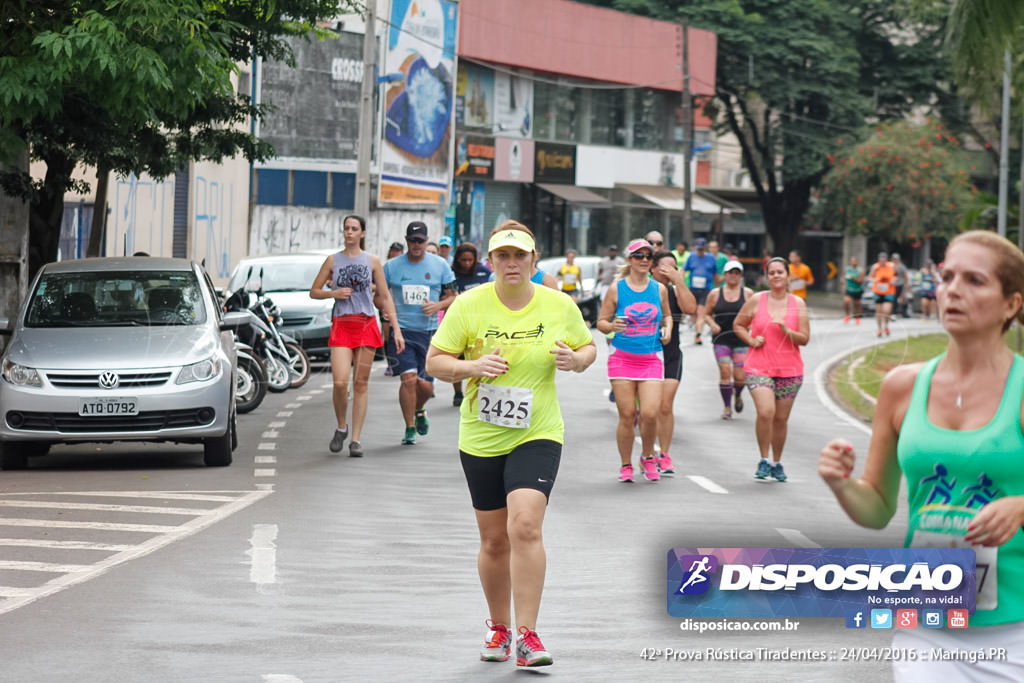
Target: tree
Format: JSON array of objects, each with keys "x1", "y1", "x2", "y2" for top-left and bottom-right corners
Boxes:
[
  {"x1": 580, "y1": 0, "x2": 959, "y2": 255},
  {"x1": 0, "y1": 0, "x2": 350, "y2": 277},
  {"x1": 812, "y1": 120, "x2": 977, "y2": 243}
]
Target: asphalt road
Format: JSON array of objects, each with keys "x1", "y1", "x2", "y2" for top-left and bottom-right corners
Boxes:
[{"x1": 0, "y1": 309, "x2": 946, "y2": 682}]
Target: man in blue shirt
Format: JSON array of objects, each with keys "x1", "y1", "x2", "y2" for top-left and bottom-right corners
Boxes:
[
  {"x1": 684, "y1": 237, "x2": 719, "y2": 345},
  {"x1": 383, "y1": 221, "x2": 456, "y2": 445}
]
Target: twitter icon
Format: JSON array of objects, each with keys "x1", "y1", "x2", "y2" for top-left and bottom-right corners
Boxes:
[{"x1": 871, "y1": 609, "x2": 892, "y2": 629}]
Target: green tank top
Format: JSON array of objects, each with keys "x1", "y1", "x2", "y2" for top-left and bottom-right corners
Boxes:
[
  {"x1": 845, "y1": 267, "x2": 863, "y2": 294},
  {"x1": 897, "y1": 354, "x2": 1024, "y2": 626}
]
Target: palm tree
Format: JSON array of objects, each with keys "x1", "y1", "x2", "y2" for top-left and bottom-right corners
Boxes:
[{"x1": 946, "y1": 0, "x2": 1024, "y2": 90}]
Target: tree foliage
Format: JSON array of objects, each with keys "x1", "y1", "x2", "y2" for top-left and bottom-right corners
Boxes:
[
  {"x1": 812, "y1": 120, "x2": 977, "y2": 242},
  {"x1": 581, "y1": 0, "x2": 961, "y2": 255},
  {"x1": 1, "y1": 0, "x2": 351, "y2": 276}
]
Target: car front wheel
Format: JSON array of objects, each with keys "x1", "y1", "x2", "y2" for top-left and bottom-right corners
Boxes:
[{"x1": 203, "y1": 413, "x2": 235, "y2": 467}]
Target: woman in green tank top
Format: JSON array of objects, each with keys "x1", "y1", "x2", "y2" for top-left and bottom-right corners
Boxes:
[{"x1": 819, "y1": 231, "x2": 1024, "y2": 678}]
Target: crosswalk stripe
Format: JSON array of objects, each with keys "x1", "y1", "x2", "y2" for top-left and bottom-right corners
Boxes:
[
  {"x1": 0, "y1": 518, "x2": 178, "y2": 533},
  {"x1": 0, "y1": 489, "x2": 272, "y2": 616},
  {"x1": 686, "y1": 475, "x2": 729, "y2": 494},
  {"x1": 2, "y1": 491, "x2": 241, "y2": 502},
  {"x1": 0, "y1": 561, "x2": 91, "y2": 573},
  {"x1": 0, "y1": 501, "x2": 212, "y2": 516},
  {"x1": 0, "y1": 538, "x2": 134, "y2": 551}
]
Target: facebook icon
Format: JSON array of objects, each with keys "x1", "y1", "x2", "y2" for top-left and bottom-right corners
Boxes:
[{"x1": 845, "y1": 610, "x2": 866, "y2": 629}]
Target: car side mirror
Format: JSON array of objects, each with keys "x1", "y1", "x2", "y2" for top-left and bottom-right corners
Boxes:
[
  {"x1": 220, "y1": 311, "x2": 252, "y2": 332},
  {"x1": 0, "y1": 316, "x2": 11, "y2": 335}
]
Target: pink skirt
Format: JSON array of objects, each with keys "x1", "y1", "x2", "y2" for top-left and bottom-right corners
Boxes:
[{"x1": 608, "y1": 347, "x2": 663, "y2": 381}]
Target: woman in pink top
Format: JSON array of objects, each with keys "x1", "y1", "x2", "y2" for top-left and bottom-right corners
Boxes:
[{"x1": 732, "y1": 257, "x2": 810, "y2": 482}]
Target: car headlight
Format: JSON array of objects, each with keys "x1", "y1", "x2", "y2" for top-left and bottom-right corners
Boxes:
[
  {"x1": 2, "y1": 359, "x2": 42, "y2": 387},
  {"x1": 177, "y1": 357, "x2": 221, "y2": 384}
]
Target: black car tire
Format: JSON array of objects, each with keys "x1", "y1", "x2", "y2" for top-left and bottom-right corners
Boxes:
[
  {"x1": 236, "y1": 355, "x2": 268, "y2": 414},
  {"x1": 0, "y1": 442, "x2": 50, "y2": 470},
  {"x1": 203, "y1": 413, "x2": 235, "y2": 467}
]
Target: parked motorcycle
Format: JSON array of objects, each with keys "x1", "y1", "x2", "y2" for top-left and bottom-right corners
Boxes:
[
  {"x1": 221, "y1": 311, "x2": 269, "y2": 414},
  {"x1": 224, "y1": 268, "x2": 311, "y2": 392}
]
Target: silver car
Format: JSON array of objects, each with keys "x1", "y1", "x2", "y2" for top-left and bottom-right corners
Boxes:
[
  {"x1": 0, "y1": 257, "x2": 236, "y2": 469},
  {"x1": 224, "y1": 253, "x2": 335, "y2": 360}
]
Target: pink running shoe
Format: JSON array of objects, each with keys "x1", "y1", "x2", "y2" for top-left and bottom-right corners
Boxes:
[
  {"x1": 656, "y1": 453, "x2": 675, "y2": 476},
  {"x1": 516, "y1": 627, "x2": 553, "y2": 667},
  {"x1": 480, "y1": 619, "x2": 511, "y2": 662},
  {"x1": 618, "y1": 464, "x2": 634, "y2": 483},
  {"x1": 641, "y1": 456, "x2": 660, "y2": 482}
]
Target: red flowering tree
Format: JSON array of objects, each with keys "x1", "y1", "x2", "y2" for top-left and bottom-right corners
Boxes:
[{"x1": 812, "y1": 120, "x2": 977, "y2": 242}]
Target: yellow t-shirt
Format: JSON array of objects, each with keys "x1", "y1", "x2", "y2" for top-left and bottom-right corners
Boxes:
[
  {"x1": 558, "y1": 263, "x2": 581, "y2": 291},
  {"x1": 431, "y1": 283, "x2": 593, "y2": 457}
]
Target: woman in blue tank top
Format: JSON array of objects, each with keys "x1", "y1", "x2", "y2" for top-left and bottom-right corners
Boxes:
[
  {"x1": 596, "y1": 239, "x2": 672, "y2": 484},
  {"x1": 819, "y1": 231, "x2": 1024, "y2": 679}
]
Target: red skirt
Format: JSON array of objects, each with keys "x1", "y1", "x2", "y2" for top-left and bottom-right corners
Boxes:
[{"x1": 328, "y1": 314, "x2": 383, "y2": 348}]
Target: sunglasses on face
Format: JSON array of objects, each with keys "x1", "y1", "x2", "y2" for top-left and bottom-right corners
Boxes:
[
  {"x1": 630, "y1": 252, "x2": 654, "y2": 261},
  {"x1": 407, "y1": 237, "x2": 427, "y2": 244}
]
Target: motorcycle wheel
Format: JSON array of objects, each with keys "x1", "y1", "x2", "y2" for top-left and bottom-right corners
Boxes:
[
  {"x1": 285, "y1": 342, "x2": 311, "y2": 389},
  {"x1": 265, "y1": 353, "x2": 292, "y2": 393},
  {"x1": 236, "y1": 355, "x2": 268, "y2": 414}
]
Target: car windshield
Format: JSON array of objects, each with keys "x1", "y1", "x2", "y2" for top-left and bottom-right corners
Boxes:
[
  {"x1": 227, "y1": 260, "x2": 323, "y2": 293},
  {"x1": 25, "y1": 270, "x2": 207, "y2": 327}
]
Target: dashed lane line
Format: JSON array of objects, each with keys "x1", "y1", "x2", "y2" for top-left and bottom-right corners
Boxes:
[
  {"x1": 686, "y1": 476, "x2": 729, "y2": 494},
  {"x1": 775, "y1": 527, "x2": 821, "y2": 548}
]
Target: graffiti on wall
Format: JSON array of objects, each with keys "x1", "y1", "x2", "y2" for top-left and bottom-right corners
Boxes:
[
  {"x1": 109, "y1": 174, "x2": 173, "y2": 257},
  {"x1": 193, "y1": 175, "x2": 236, "y2": 279},
  {"x1": 250, "y1": 206, "x2": 440, "y2": 258}
]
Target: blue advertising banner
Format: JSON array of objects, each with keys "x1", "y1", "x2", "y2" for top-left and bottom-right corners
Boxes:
[
  {"x1": 379, "y1": 0, "x2": 459, "y2": 207},
  {"x1": 667, "y1": 548, "x2": 977, "y2": 618}
]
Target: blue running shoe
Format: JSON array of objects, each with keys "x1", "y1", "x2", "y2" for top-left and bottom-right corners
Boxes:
[
  {"x1": 754, "y1": 459, "x2": 772, "y2": 480},
  {"x1": 771, "y1": 462, "x2": 788, "y2": 482}
]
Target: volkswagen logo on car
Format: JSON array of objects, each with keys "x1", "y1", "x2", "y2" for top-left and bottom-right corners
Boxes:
[{"x1": 98, "y1": 371, "x2": 120, "y2": 390}]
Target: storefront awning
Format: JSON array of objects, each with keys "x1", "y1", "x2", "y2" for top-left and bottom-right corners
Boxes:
[
  {"x1": 619, "y1": 184, "x2": 745, "y2": 215},
  {"x1": 536, "y1": 183, "x2": 612, "y2": 207}
]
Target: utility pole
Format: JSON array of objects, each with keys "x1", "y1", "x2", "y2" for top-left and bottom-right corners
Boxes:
[
  {"x1": 354, "y1": 0, "x2": 377, "y2": 220},
  {"x1": 680, "y1": 17, "x2": 694, "y2": 245},
  {"x1": 997, "y1": 50, "x2": 1010, "y2": 237}
]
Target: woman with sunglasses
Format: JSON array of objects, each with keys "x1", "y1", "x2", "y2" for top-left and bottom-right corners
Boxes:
[
  {"x1": 597, "y1": 239, "x2": 673, "y2": 483},
  {"x1": 732, "y1": 256, "x2": 810, "y2": 482}
]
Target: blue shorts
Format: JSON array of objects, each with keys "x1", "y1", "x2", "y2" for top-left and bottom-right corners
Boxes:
[
  {"x1": 385, "y1": 328, "x2": 435, "y2": 381},
  {"x1": 874, "y1": 294, "x2": 894, "y2": 305}
]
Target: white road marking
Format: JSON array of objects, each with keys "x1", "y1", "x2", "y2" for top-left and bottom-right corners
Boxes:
[
  {"x1": 812, "y1": 346, "x2": 873, "y2": 436},
  {"x1": 295, "y1": 395, "x2": 312, "y2": 402},
  {"x1": 263, "y1": 675, "x2": 303, "y2": 682},
  {"x1": 248, "y1": 524, "x2": 278, "y2": 585},
  {"x1": 276, "y1": 411, "x2": 294, "y2": 417},
  {"x1": 0, "y1": 539, "x2": 134, "y2": 551},
  {"x1": 285, "y1": 403, "x2": 302, "y2": 409},
  {"x1": 261, "y1": 430, "x2": 280, "y2": 439},
  {"x1": 0, "y1": 500, "x2": 209, "y2": 516},
  {"x1": 268, "y1": 422, "x2": 286, "y2": 428},
  {"x1": 254, "y1": 456, "x2": 276, "y2": 464},
  {"x1": 0, "y1": 518, "x2": 177, "y2": 533},
  {"x1": 775, "y1": 528, "x2": 821, "y2": 548},
  {"x1": 257, "y1": 442, "x2": 277, "y2": 450},
  {"x1": 686, "y1": 476, "x2": 729, "y2": 494},
  {"x1": 255, "y1": 484, "x2": 275, "y2": 491},
  {"x1": 3, "y1": 491, "x2": 240, "y2": 502},
  {"x1": 0, "y1": 561, "x2": 91, "y2": 573},
  {"x1": 0, "y1": 490, "x2": 271, "y2": 616},
  {"x1": 254, "y1": 469, "x2": 277, "y2": 477}
]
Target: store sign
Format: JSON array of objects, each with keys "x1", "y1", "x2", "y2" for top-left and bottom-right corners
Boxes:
[
  {"x1": 454, "y1": 135, "x2": 495, "y2": 179},
  {"x1": 495, "y1": 138, "x2": 534, "y2": 183},
  {"x1": 534, "y1": 142, "x2": 576, "y2": 183}
]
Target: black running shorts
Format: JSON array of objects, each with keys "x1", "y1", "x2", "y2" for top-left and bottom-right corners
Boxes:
[{"x1": 459, "y1": 440, "x2": 561, "y2": 511}]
